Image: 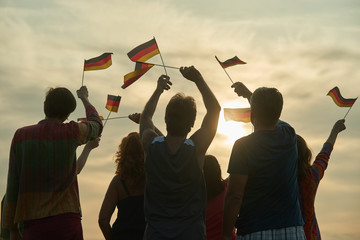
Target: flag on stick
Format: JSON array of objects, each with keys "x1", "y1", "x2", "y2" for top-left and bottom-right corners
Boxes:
[
  {"x1": 127, "y1": 38, "x2": 160, "y2": 62},
  {"x1": 224, "y1": 108, "x2": 251, "y2": 123},
  {"x1": 84, "y1": 53, "x2": 113, "y2": 71},
  {"x1": 216, "y1": 56, "x2": 246, "y2": 68},
  {"x1": 122, "y1": 64, "x2": 154, "y2": 89},
  {"x1": 327, "y1": 87, "x2": 357, "y2": 107},
  {"x1": 105, "y1": 95, "x2": 121, "y2": 112}
]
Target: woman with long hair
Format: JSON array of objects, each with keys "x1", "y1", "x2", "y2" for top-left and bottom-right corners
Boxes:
[
  {"x1": 203, "y1": 155, "x2": 235, "y2": 240},
  {"x1": 297, "y1": 119, "x2": 346, "y2": 240},
  {"x1": 98, "y1": 132, "x2": 146, "y2": 240}
]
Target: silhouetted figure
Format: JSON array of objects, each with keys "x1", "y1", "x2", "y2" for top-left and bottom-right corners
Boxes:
[
  {"x1": 204, "y1": 155, "x2": 235, "y2": 240},
  {"x1": 140, "y1": 66, "x2": 220, "y2": 240},
  {"x1": 223, "y1": 82, "x2": 305, "y2": 240},
  {"x1": 3, "y1": 86, "x2": 102, "y2": 240},
  {"x1": 98, "y1": 132, "x2": 146, "y2": 240},
  {"x1": 297, "y1": 119, "x2": 346, "y2": 240}
]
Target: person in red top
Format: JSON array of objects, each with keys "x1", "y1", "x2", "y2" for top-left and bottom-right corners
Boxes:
[
  {"x1": 203, "y1": 155, "x2": 235, "y2": 240},
  {"x1": 297, "y1": 119, "x2": 346, "y2": 240}
]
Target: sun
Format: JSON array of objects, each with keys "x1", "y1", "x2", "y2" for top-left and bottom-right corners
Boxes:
[{"x1": 217, "y1": 101, "x2": 253, "y2": 145}]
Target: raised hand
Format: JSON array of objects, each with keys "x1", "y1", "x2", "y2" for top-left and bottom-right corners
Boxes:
[
  {"x1": 231, "y1": 82, "x2": 252, "y2": 100},
  {"x1": 179, "y1": 66, "x2": 204, "y2": 83},
  {"x1": 331, "y1": 119, "x2": 346, "y2": 134},
  {"x1": 77, "y1": 86, "x2": 89, "y2": 99},
  {"x1": 129, "y1": 113, "x2": 141, "y2": 124},
  {"x1": 156, "y1": 75, "x2": 172, "y2": 93}
]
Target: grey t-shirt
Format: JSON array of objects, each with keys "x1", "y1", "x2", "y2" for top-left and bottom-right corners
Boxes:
[{"x1": 144, "y1": 136, "x2": 206, "y2": 240}]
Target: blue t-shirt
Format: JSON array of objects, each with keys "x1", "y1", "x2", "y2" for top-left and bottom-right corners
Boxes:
[
  {"x1": 144, "y1": 136, "x2": 206, "y2": 240},
  {"x1": 228, "y1": 121, "x2": 304, "y2": 235}
]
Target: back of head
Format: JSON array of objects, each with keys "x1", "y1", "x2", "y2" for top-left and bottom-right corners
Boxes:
[
  {"x1": 296, "y1": 134, "x2": 312, "y2": 179},
  {"x1": 115, "y1": 132, "x2": 145, "y2": 186},
  {"x1": 165, "y1": 93, "x2": 196, "y2": 137},
  {"x1": 250, "y1": 87, "x2": 283, "y2": 127},
  {"x1": 203, "y1": 155, "x2": 225, "y2": 200},
  {"x1": 44, "y1": 87, "x2": 76, "y2": 119}
]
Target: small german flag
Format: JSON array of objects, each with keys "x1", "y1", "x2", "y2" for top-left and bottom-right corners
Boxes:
[
  {"x1": 327, "y1": 87, "x2": 357, "y2": 107},
  {"x1": 105, "y1": 95, "x2": 121, "y2": 112},
  {"x1": 122, "y1": 64, "x2": 154, "y2": 89},
  {"x1": 216, "y1": 56, "x2": 246, "y2": 68},
  {"x1": 224, "y1": 108, "x2": 251, "y2": 123},
  {"x1": 84, "y1": 53, "x2": 113, "y2": 71},
  {"x1": 127, "y1": 38, "x2": 159, "y2": 62}
]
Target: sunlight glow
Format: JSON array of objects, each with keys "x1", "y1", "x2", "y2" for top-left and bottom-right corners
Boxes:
[{"x1": 217, "y1": 101, "x2": 253, "y2": 145}]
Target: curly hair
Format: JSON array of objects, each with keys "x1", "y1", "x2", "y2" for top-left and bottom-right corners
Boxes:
[{"x1": 115, "y1": 132, "x2": 145, "y2": 187}]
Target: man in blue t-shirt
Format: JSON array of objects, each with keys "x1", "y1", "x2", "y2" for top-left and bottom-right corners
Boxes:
[{"x1": 222, "y1": 83, "x2": 305, "y2": 240}]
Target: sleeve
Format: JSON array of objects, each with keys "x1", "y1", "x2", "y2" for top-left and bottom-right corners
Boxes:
[
  {"x1": 78, "y1": 105, "x2": 103, "y2": 144},
  {"x1": 311, "y1": 142, "x2": 333, "y2": 185},
  {"x1": 3, "y1": 134, "x2": 20, "y2": 227},
  {"x1": 227, "y1": 138, "x2": 249, "y2": 175}
]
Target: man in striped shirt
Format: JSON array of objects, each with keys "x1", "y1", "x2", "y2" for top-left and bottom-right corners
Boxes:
[{"x1": 3, "y1": 86, "x2": 102, "y2": 240}]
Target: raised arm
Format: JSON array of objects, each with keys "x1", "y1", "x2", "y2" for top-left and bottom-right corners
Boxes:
[
  {"x1": 129, "y1": 112, "x2": 163, "y2": 136},
  {"x1": 140, "y1": 75, "x2": 172, "y2": 153},
  {"x1": 76, "y1": 137, "x2": 100, "y2": 174},
  {"x1": 326, "y1": 119, "x2": 346, "y2": 145},
  {"x1": 231, "y1": 82, "x2": 252, "y2": 103},
  {"x1": 76, "y1": 86, "x2": 103, "y2": 145},
  {"x1": 180, "y1": 66, "x2": 221, "y2": 168}
]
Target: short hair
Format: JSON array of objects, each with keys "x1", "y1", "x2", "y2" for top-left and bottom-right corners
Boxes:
[
  {"x1": 165, "y1": 93, "x2": 196, "y2": 136},
  {"x1": 44, "y1": 87, "x2": 76, "y2": 119},
  {"x1": 250, "y1": 87, "x2": 283, "y2": 127}
]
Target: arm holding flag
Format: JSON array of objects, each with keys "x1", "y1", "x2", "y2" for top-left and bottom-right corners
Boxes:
[
  {"x1": 140, "y1": 75, "x2": 171, "y2": 153},
  {"x1": 231, "y1": 82, "x2": 252, "y2": 103},
  {"x1": 326, "y1": 119, "x2": 346, "y2": 146},
  {"x1": 76, "y1": 86, "x2": 103, "y2": 145},
  {"x1": 129, "y1": 113, "x2": 163, "y2": 136},
  {"x1": 180, "y1": 66, "x2": 221, "y2": 169}
]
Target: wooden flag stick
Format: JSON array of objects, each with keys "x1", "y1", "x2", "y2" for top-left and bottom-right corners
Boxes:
[
  {"x1": 222, "y1": 67, "x2": 234, "y2": 84},
  {"x1": 154, "y1": 37, "x2": 168, "y2": 75},
  {"x1": 103, "y1": 110, "x2": 112, "y2": 128},
  {"x1": 136, "y1": 61, "x2": 179, "y2": 70},
  {"x1": 104, "y1": 116, "x2": 128, "y2": 121},
  {"x1": 81, "y1": 61, "x2": 85, "y2": 86}
]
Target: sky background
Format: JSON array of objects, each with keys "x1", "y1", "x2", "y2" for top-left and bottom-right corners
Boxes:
[{"x1": 1, "y1": 0, "x2": 359, "y2": 239}]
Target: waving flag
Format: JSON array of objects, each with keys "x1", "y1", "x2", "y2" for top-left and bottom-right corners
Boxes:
[
  {"x1": 216, "y1": 56, "x2": 246, "y2": 68},
  {"x1": 224, "y1": 108, "x2": 251, "y2": 123},
  {"x1": 327, "y1": 87, "x2": 357, "y2": 107},
  {"x1": 106, "y1": 95, "x2": 121, "y2": 112},
  {"x1": 127, "y1": 38, "x2": 159, "y2": 62},
  {"x1": 84, "y1": 53, "x2": 113, "y2": 71},
  {"x1": 122, "y1": 64, "x2": 154, "y2": 89}
]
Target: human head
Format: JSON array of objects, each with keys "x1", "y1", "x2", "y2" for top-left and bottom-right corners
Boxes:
[
  {"x1": 44, "y1": 87, "x2": 76, "y2": 120},
  {"x1": 203, "y1": 155, "x2": 225, "y2": 200},
  {"x1": 250, "y1": 87, "x2": 283, "y2": 127},
  {"x1": 296, "y1": 134, "x2": 312, "y2": 179},
  {"x1": 115, "y1": 132, "x2": 145, "y2": 186},
  {"x1": 165, "y1": 93, "x2": 196, "y2": 137}
]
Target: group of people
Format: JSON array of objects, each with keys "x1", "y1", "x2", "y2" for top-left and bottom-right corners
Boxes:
[{"x1": 1, "y1": 66, "x2": 346, "y2": 240}]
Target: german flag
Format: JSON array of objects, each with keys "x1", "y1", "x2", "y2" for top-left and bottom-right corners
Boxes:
[
  {"x1": 84, "y1": 53, "x2": 113, "y2": 71},
  {"x1": 224, "y1": 108, "x2": 251, "y2": 123},
  {"x1": 122, "y1": 64, "x2": 154, "y2": 89},
  {"x1": 105, "y1": 95, "x2": 121, "y2": 112},
  {"x1": 216, "y1": 56, "x2": 246, "y2": 68},
  {"x1": 327, "y1": 87, "x2": 357, "y2": 107},
  {"x1": 127, "y1": 38, "x2": 159, "y2": 62}
]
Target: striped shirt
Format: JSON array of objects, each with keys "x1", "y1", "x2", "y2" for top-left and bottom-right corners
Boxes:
[
  {"x1": 298, "y1": 142, "x2": 333, "y2": 240},
  {"x1": 3, "y1": 105, "x2": 102, "y2": 227}
]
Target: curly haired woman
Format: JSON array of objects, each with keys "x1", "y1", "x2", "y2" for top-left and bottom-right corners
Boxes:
[{"x1": 98, "y1": 132, "x2": 146, "y2": 240}]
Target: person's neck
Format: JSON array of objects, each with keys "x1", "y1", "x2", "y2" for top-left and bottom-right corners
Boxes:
[
  {"x1": 165, "y1": 134, "x2": 187, "y2": 154},
  {"x1": 253, "y1": 123, "x2": 276, "y2": 131}
]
